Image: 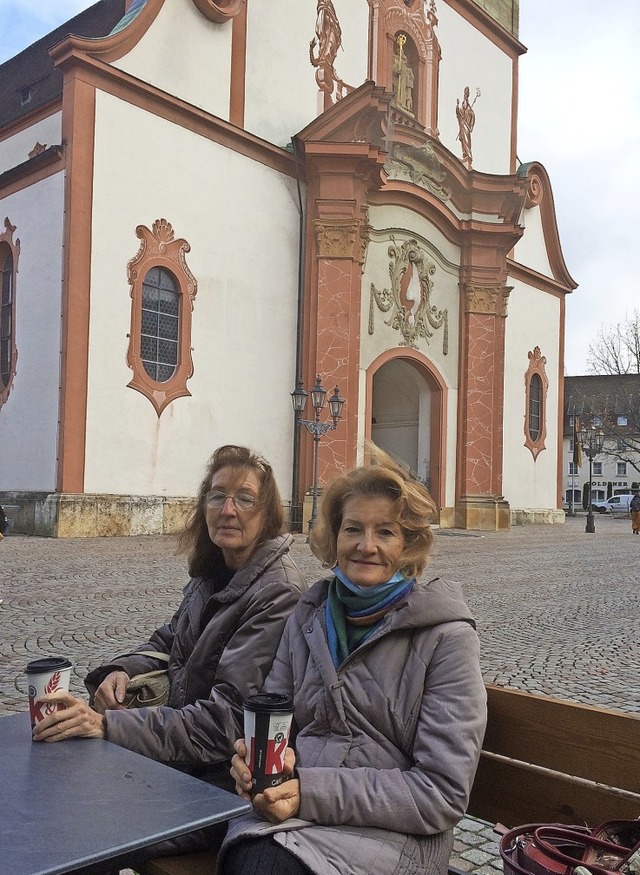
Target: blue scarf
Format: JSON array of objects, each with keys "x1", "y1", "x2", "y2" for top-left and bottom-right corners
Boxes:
[{"x1": 325, "y1": 567, "x2": 415, "y2": 668}]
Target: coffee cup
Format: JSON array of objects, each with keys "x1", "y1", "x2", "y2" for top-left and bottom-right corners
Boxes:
[
  {"x1": 26, "y1": 657, "x2": 72, "y2": 729},
  {"x1": 243, "y1": 693, "x2": 294, "y2": 794}
]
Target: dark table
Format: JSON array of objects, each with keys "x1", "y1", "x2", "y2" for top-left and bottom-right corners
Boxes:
[{"x1": 0, "y1": 712, "x2": 251, "y2": 875}]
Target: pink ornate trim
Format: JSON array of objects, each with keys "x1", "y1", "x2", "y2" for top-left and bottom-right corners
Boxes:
[
  {"x1": 524, "y1": 173, "x2": 543, "y2": 209},
  {"x1": 523, "y1": 346, "x2": 548, "y2": 460},
  {"x1": 191, "y1": 0, "x2": 245, "y2": 24},
  {"x1": 126, "y1": 219, "x2": 197, "y2": 416},
  {"x1": 28, "y1": 142, "x2": 47, "y2": 159},
  {"x1": 0, "y1": 217, "x2": 20, "y2": 411}
]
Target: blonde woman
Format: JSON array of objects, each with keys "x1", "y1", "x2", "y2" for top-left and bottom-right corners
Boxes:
[{"x1": 221, "y1": 446, "x2": 487, "y2": 875}]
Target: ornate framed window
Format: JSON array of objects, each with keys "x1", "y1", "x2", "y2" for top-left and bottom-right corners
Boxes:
[
  {"x1": 0, "y1": 218, "x2": 20, "y2": 410},
  {"x1": 126, "y1": 219, "x2": 197, "y2": 416},
  {"x1": 524, "y1": 346, "x2": 548, "y2": 459}
]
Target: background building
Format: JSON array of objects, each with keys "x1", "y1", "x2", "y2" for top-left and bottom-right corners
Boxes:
[
  {"x1": 0, "y1": 0, "x2": 575, "y2": 535},
  {"x1": 564, "y1": 375, "x2": 640, "y2": 508}
]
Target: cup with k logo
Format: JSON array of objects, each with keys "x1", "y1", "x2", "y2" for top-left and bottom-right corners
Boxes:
[
  {"x1": 243, "y1": 693, "x2": 294, "y2": 795},
  {"x1": 26, "y1": 657, "x2": 72, "y2": 730}
]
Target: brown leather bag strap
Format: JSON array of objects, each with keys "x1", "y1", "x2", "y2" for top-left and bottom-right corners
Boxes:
[{"x1": 131, "y1": 650, "x2": 170, "y2": 663}]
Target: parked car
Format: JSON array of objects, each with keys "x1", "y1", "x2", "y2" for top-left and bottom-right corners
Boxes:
[{"x1": 591, "y1": 494, "x2": 636, "y2": 514}]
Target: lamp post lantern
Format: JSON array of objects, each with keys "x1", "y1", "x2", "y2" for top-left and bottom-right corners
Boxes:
[
  {"x1": 579, "y1": 423, "x2": 605, "y2": 534},
  {"x1": 291, "y1": 376, "x2": 345, "y2": 531}
]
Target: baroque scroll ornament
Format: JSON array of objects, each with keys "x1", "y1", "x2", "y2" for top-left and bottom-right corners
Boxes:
[{"x1": 369, "y1": 238, "x2": 448, "y2": 353}]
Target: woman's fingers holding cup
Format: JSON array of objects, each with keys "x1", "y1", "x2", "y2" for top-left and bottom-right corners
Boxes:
[
  {"x1": 32, "y1": 692, "x2": 105, "y2": 741},
  {"x1": 282, "y1": 746, "x2": 296, "y2": 776},
  {"x1": 255, "y1": 778, "x2": 301, "y2": 823},
  {"x1": 230, "y1": 746, "x2": 253, "y2": 796},
  {"x1": 233, "y1": 737, "x2": 248, "y2": 758}
]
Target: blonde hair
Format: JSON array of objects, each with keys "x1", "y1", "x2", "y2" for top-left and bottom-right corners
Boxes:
[{"x1": 310, "y1": 443, "x2": 436, "y2": 579}]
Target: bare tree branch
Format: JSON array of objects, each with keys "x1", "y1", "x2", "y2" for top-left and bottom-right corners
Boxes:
[{"x1": 587, "y1": 309, "x2": 640, "y2": 375}]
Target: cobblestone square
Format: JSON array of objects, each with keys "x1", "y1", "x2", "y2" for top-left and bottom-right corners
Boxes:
[{"x1": 1, "y1": 512, "x2": 638, "y2": 872}]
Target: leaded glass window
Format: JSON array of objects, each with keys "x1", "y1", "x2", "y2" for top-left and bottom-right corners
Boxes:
[
  {"x1": 528, "y1": 373, "x2": 542, "y2": 441},
  {"x1": 0, "y1": 248, "x2": 13, "y2": 389},
  {"x1": 140, "y1": 267, "x2": 179, "y2": 383}
]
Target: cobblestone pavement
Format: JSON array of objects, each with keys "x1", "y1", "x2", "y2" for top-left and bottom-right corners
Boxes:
[{"x1": 1, "y1": 512, "x2": 638, "y2": 874}]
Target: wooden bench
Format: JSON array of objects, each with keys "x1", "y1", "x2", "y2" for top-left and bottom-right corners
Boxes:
[{"x1": 136, "y1": 685, "x2": 640, "y2": 875}]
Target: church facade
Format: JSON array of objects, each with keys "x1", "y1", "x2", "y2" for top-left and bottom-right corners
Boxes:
[{"x1": 0, "y1": 0, "x2": 575, "y2": 536}]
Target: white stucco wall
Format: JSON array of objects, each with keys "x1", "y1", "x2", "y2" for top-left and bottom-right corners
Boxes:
[
  {"x1": 0, "y1": 173, "x2": 64, "y2": 491},
  {"x1": 512, "y1": 202, "x2": 553, "y2": 276},
  {"x1": 436, "y1": 4, "x2": 513, "y2": 174},
  {"x1": 0, "y1": 111, "x2": 62, "y2": 175},
  {"x1": 112, "y1": 0, "x2": 232, "y2": 122},
  {"x1": 502, "y1": 278, "x2": 561, "y2": 509},
  {"x1": 244, "y1": 0, "x2": 369, "y2": 146},
  {"x1": 84, "y1": 91, "x2": 301, "y2": 500}
]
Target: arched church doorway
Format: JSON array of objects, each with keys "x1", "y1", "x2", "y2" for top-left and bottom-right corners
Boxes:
[{"x1": 371, "y1": 358, "x2": 433, "y2": 492}]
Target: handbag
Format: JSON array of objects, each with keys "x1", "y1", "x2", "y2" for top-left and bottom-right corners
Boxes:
[
  {"x1": 500, "y1": 820, "x2": 640, "y2": 875},
  {"x1": 122, "y1": 651, "x2": 171, "y2": 708}
]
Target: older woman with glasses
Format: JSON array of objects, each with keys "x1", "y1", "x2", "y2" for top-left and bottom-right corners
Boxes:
[
  {"x1": 219, "y1": 445, "x2": 487, "y2": 875},
  {"x1": 33, "y1": 444, "x2": 307, "y2": 861}
]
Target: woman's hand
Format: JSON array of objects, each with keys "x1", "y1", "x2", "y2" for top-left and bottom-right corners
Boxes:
[
  {"x1": 32, "y1": 692, "x2": 106, "y2": 742},
  {"x1": 93, "y1": 670, "x2": 130, "y2": 713},
  {"x1": 230, "y1": 738, "x2": 300, "y2": 822},
  {"x1": 254, "y1": 777, "x2": 301, "y2": 823},
  {"x1": 230, "y1": 738, "x2": 254, "y2": 800}
]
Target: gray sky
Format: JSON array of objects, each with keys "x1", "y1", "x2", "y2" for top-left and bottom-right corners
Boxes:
[
  {"x1": 1, "y1": 1, "x2": 638, "y2": 376},
  {"x1": 518, "y1": 1, "x2": 639, "y2": 375}
]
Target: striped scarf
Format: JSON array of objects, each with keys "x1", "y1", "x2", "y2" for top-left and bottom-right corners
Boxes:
[{"x1": 325, "y1": 566, "x2": 415, "y2": 668}]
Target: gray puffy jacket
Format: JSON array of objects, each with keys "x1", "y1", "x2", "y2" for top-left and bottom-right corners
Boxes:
[
  {"x1": 220, "y1": 574, "x2": 487, "y2": 875},
  {"x1": 85, "y1": 534, "x2": 307, "y2": 788}
]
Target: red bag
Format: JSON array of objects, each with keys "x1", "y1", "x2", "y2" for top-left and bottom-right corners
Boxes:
[{"x1": 500, "y1": 820, "x2": 640, "y2": 875}]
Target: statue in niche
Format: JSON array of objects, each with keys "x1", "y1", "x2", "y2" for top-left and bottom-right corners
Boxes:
[
  {"x1": 309, "y1": 0, "x2": 351, "y2": 101},
  {"x1": 393, "y1": 34, "x2": 415, "y2": 114},
  {"x1": 456, "y1": 85, "x2": 481, "y2": 168}
]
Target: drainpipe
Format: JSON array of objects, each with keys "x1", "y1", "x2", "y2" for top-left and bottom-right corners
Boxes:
[{"x1": 290, "y1": 136, "x2": 306, "y2": 526}]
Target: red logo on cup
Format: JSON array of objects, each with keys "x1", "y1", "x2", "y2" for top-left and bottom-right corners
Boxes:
[
  {"x1": 265, "y1": 732, "x2": 287, "y2": 775},
  {"x1": 45, "y1": 671, "x2": 62, "y2": 694}
]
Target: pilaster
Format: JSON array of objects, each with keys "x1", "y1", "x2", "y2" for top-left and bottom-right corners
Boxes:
[
  {"x1": 299, "y1": 147, "x2": 383, "y2": 492},
  {"x1": 456, "y1": 281, "x2": 511, "y2": 529}
]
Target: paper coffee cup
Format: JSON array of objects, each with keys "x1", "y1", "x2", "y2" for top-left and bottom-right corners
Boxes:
[
  {"x1": 26, "y1": 657, "x2": 72, "y2": 729},
  {"x1": 243, "y1": 693, "x2": 293, "y2": 794}
]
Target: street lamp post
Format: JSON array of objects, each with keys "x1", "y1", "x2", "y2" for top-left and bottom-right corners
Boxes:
[
  {"x1": 291, "y1": 376, "x2": 345, "y2": 531},
  {"x1": 579, "y1": 423, "x2": 605, "y2": 534}
]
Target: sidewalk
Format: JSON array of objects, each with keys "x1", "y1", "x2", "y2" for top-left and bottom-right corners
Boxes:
[{"x1": 1, "y1": 512, "x2": 638, "y2": 874}]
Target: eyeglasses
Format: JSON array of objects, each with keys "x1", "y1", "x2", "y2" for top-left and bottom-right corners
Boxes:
[{"x1": 205, "y1": 490, "x2": 257, "y2": 512}]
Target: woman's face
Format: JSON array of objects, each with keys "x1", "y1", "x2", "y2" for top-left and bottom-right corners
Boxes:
[
  {"x1": 205, "y1": 465, "x2": 265, "y2": 570},
  {"x1": 336, "y1": 495, "x2": 405, "y2": 587}
]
